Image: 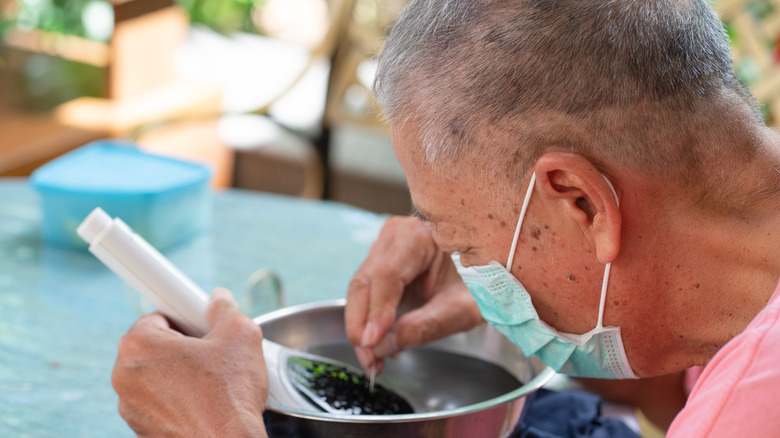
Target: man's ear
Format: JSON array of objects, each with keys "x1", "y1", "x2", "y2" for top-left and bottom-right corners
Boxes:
[{"x1": 533, "y1": 152, "x2": 621, "y2": 263}]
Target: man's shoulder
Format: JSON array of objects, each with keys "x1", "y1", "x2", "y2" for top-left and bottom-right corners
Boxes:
[
  {"x1": 667, "y1": 286, "x2": 780, "y2": 437},
  {"x1": 699, "y1": 284, "x2": 780, "y2": 396}
]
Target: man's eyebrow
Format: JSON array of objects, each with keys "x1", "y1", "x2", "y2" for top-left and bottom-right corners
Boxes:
[{"x1": 411, "y1": 206, "x2": 430, "y2": 222}]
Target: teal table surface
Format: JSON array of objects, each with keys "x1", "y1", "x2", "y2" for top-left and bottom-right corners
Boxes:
[{"x1": 0, "y1": 178, "x2": 386, "y2": 437}]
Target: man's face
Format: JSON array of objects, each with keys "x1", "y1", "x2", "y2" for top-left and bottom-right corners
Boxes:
[
  {"x1": 391, "y1": 121, "x2": 608, "y2": 336},
  {"x1": 391, "y1": 123, "x2": 518, "y2": 268}
]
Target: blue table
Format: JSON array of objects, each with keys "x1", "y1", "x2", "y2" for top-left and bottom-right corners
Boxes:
[{"x1": 0, "y1": 178, "x2": 385, "y2": 437}]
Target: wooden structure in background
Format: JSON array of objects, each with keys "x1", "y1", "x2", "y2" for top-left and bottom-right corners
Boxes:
[
  {"x1": 108, "y1": 0, "x2": 187, "y2": 100},
  {"x1": 131, "y1": 0, "x2": 362, "y2": 197},
  {"x1": 0, "y1": 0, "x2": 223, "y2": 180},
  {"x1": 57, "y1": 0, "x2": 222, "y2": 137},
  {"x1": 323, "y1": 0, "x2": 405, "y2": 131},
  {"x1": 136, "y1": 119, "x2": 235, "y2": 189},
  {"x1": 0, "y1": 108, "x2": 107, "y2": 176},
  {"x1": 322, "y1": 0, "x2": 413, "y2": 214}
]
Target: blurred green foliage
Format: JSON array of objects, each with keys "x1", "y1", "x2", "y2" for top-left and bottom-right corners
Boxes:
[
  {"x1": 0, "y1": 0, "x2": 267, "y2": 42},
  {"x1": 0, "y1": 15, "x2": 14, "y2": 36},
  {"x1": 1, "y1": 49, "x2": 105, "y2": 111},
  {"x1": 0, "y1": 0, "x2": 271, "y2": 114},
  {"x1": 2, "y1": 0, "x2": 108, "y2": 40},
  {"x1": 177, "y1": 0, "x2": 267, "y2": 34}
]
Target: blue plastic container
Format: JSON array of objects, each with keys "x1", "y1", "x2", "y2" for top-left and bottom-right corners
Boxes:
[{"x1": 31, "y1": 141, "x2": 212, "y2": 251}]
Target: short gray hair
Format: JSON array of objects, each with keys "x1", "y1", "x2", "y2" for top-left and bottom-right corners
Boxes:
[{"x1": 374, "y1": 0, "x2": 764, "y2": 180}]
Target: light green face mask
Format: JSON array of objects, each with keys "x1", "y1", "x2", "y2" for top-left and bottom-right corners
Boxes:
[{"x1": 457, "y1": 172, "x2": 637, "y2": 379}]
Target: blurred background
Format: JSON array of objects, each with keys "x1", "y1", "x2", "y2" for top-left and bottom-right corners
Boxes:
[
  {"x1": 0, "y1": 0, "x2": 410, "y2": 215},
  {"x1": 1, "y1": 0, "x2": 779, "y2": 215}
]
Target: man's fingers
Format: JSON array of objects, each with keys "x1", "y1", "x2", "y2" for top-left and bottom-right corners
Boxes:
[
  {"x1": 117, "y1": 312, "x2": 181, "y2": 356},
  {"x1": 374, "y1": 285, "x2": 483, "y2": 357},
  {"x1": 362, "y1": 273, "x2": 406, "y2": 346},
  {"x1": 205, "y1": 288, "x2": 264, "y2": 349},
  {"x1": 356, "y1": 222, "x2": 439, "y2": 347},
  {"x1": 345, "y1": 276, "x2": 371, "y2": 347},
  {"x1": 347, "y1": 274, "x2": 402, "y2": 371},
  {"x1": 344, "y1": 215, "x2": 445, "y2": 371},
  {"x1": 206, "y1": 287, "x2": 242, "y2": 331},
  {"x1": 135, "y1": 312, "x2": 173, "y2": 331},
  {"x1": 372, "y1": 330, "x2": 400, "y2": 358}
]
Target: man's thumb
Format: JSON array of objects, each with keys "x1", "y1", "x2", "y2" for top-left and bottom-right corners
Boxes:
[{"x1": 206, "y1": 287, "x2": 240, "y2": 329}]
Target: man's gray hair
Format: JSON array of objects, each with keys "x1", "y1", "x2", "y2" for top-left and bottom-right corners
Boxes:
[{"x1": 375, "y1": 0, "x2": 764, "y2": 179}]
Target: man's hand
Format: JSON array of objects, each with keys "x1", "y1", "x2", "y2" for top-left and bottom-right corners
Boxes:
[
  {"x1": 112, "y1": 288, "x2": 268, "y2": 437},
  {"x1": 345, "y1": 216, "x2": 484, "y2": 374}
]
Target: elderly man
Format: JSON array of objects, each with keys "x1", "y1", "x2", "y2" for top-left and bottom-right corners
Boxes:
[{"x1": 112, "y1": 0, "x2": 780, "y2": 436}]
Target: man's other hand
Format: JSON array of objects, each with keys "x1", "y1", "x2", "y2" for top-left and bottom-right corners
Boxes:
[
  {"x1": 345, "y1": 216, "x2": 483, "y2": 375},
  {"x1": 112, "y1": 288, "x2": 268, "y2": 437}
]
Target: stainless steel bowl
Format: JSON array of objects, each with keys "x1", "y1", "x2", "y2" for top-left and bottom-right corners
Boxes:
[{"x1": 254, "y1": 299, "x2": 554, "y2": 438}]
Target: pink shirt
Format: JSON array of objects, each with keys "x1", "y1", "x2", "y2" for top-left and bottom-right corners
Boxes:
[{"x1": 668, "y1": 280, "x2": 780, "y2": 437}]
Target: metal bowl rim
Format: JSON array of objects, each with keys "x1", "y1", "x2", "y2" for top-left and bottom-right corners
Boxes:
[{"x1": 254, "y1": 299, "x2": 554, "y2": 423}]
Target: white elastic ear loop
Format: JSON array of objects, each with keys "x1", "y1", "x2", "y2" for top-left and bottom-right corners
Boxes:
[
  {"x1": 595, "y1": 174, "x2": 619, "y2": 330},
  {"x1": 505, "y1": 172, "x2": 621, "y2": 332},
  {"x1": 505, "y1": 172, "x2": 536, "y2": 270}
]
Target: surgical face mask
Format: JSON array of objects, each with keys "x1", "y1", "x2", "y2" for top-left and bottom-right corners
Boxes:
[{"x1": 457, "y1": 172, "x2": 637, "y2": 379}]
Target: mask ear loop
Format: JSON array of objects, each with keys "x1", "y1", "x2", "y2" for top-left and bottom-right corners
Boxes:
[
  {"x1": 506, "y1": 172, "x2": 620, "y2": 333},
  {"x1": 506, "y1": 172, "x2": 537, "y2": 270},
  {"x1": 595, "y1": 175, "x2": 620, "y2": 330}
]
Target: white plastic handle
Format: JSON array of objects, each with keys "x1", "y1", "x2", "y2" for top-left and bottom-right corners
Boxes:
[
  {"x1": 78, "y1": 207, "x2": 210, "y2": 337},
  {"x1": 78, "y1": 207, "x2": 315, "y2": 411}
]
